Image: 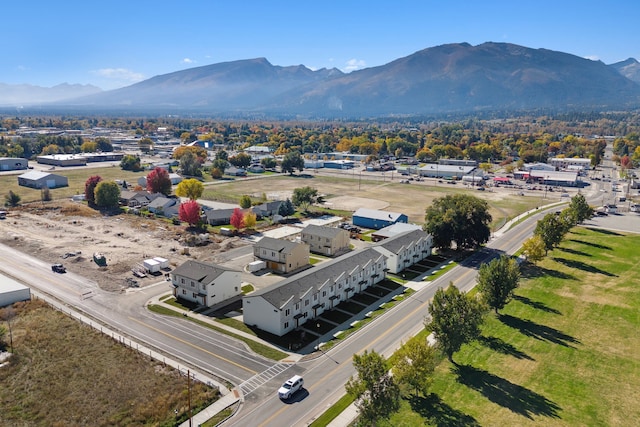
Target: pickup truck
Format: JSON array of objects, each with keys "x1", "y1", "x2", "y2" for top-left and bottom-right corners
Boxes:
[{"x1": 51, "y1": 263, "x2": 66, "y2": 273}]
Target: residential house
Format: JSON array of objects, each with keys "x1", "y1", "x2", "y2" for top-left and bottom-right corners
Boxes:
[
  {"x1": 147, "y1": 196, "x2": 180, "y2": 218},
  {"x1": 225, "y1": 166, "x2": 247, "y2": 177},
  {"x1": 204, "y1": 208, "x2": 236, "y2": 226},
  {"x1": 17, "y1": 171, "x2": 68, "y2": 189},
  {"x1": 301, "y1": 224, "x2": 350, "y2": 256},
  {"x1": 170, "y1": 260, "x2": 241, "y2": 307},
  {"x1": 372, "y1": 229, "x2": 433, "y2": 274},
  {"x1": 243, "y1": 247, "x2": 387, "y2": 336},
  {"x1": 168, "y1": 173, "x2": 183, "y2": 185},
  {"x1": 352, "y1": 208, "x2": 408, "y2": 230},
  {"x1": 252, "y1": 200, "x2": 284, "y2": 218},
  {"x1": 253, "y1": 236, "x2": 310, "y2": 274},
  {"x1": 119, "y1": 190, "x2": 161, "y2": 207}
]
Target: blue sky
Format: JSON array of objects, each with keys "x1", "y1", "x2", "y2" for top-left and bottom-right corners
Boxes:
[{"x1": 2, "y1": 1, "x2": 639, "y2": 90}]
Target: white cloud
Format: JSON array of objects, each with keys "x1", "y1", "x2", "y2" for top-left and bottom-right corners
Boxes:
[
  {"x1": 91, "y1": 68, "x2": 145, "y2": 82},
  {"x1": 584, "y1": 55, "x2": 600, "y2": 61},
  {"x1": 344, "y1": 58, "x2": 366, "y2": 72},
  {"x1": 182, "y1": 58, "x2": 195, "y2": 64}
]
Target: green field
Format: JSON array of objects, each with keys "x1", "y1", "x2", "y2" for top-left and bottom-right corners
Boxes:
[{"x1": 384, "y1": 227, "x2": 640, "y2": 426}]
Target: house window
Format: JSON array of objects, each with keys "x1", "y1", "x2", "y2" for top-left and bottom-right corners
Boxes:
[
  {"x1": 285, "y1": 308, "x2": 290, "y2": 316},
  {"x1": 192, "y1": 293, "x2": 197, "y2": 298},
  {"x1": 235, "y1": 286, "x2": 238, "y2": 292},
  {"x1": 182, "y1": 289, "x2": 186, "y2": 295},
  {"x1": 330, "y1": 285, "x2": 334, "y2": 292},
  {"x1": 338, "y1": 283, "x2": 342, "y2": 289},
  {"x1": 326, "y1": 238, "x2": 330, "y2": 243},
  {"x1": 295, "y1": 303, "x2": 299, "y2": 310},
  {"x1": 313, "y1": 294, "x2": 317, "y2": 301},
  {"x1": 322, "y1": 291, "x2": 326, "y2": 297},
  {"x1": 190, "y1": 280, "x2": 195, "y2": 287},
  {"x1": 284, "y1": 322, "x2": 289, "y2": 329},
  {"x1": 305, "y1": 299, "x2": 309, "y2": 306},
  {"x1": 181, "y1": 278, "x2": 185, "y2": 284}
]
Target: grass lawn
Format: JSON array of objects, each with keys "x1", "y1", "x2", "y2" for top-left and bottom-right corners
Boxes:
[{"x1": 383, "y1": 226, "x2": 640, "y2": 426}]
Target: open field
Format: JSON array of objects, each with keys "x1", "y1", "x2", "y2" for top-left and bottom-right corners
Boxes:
[
  {"x1": 200, "y1": 174, "x2": 543, "y2": 227},
  {"x1": 0, "y1": 299, "x2": 218, "y2": 427},
  {"x1": 384, "y1": 227, "x2": 640, "y2": 426}
]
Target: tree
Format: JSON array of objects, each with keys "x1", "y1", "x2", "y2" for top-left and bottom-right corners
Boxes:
[
  {"x1": 179, "y1": 150, "x2": 202, "y2": 177},
  {"x1": 392, "y1": 338, "x2": 437, "y2": 397},
  {"x1": 521, "y1": 235, "x2": 546, "y2": 264},
  {"x1": 346, "y1": 350, "x2": 400, "y2": 426},
  {"x1": 84, "y1": 175, "x2": 103, "y2": 206},
  {"x1": 427, "y1": 283, "x2": 485, "y2": 362},
  {"x1": 292, "y1": 186, "x2": 321, "y2": 212},
  {"x1": 281, "y1": 151, "x2": 304, "y2": 175},
  {"x1": 146, "y1": 167, "x2": 172, "y2": 195},
  {"x1": 80, "y1": 141, "x2": 98, "y2": 153},
  {"x1": 175, "y1": 178, "x2": 204, "y2": 200},
  {"x1": 172, "y1": 145, "x2": 207, "y2": 163},
  {"x1": 94, "y1": 181, "x2": 121, "y2": 208},
  {"x1": 4, "y1": 190, "x2": 20, "y2": 207},
  {"x1": 0, "y1": 306, "x2": 16, "y2": 353},
  {"x1": 94, "y1": 137, "x2": 113, "y2": 152},
  {"x1": 477, "y1": 255, "x2": 520, "y2": 314},
  {"x1": 178, "y1": 200, "x2": 201, "y2": 227},
  {"x1": 424, "y1": 194, "x2": 492, "y2": 250},
  {"x1": 229, "y1": 152, "x2": 252, "y2": 168},
  {"x1": 261, "y1": 157, "x2": 277, "y2": 170},
  {"x1": 568, "y1": 193, "x2": 593, "y2": 224},
  {"x1": 278, "y1": 198, "x2": 295, "y2": 218},
  {"x1": 210, "y1": 167, "x2": 223, "y2": 179},
  {"x1": 230, "y1": 208, "x2": 245, "y2": 230},
  {"x1": 239, "y1": 195, "x2": 252, "y2": 209},
  {"x1": 120, "y1": 154, "x2": 142, "y2": 171},
  {"x1": 534, "y1": 212, "x2": 567, "y2": 253},
  {"x1": 211, "y1": 158, "x2": 228, "y2": 174},
  {"x1": 215, "y1": 150, "x2": 229, "y2": 161},
  {"x1": 244, "y1": 211, "x2": 257, "y2": 229},
  {"x1": 138, "y1": 137, "x2": 153, "y2": 153}
]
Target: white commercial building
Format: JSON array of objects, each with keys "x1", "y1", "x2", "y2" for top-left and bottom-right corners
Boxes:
[{"x1": 0, "y1": 274, "x2": 31, "y2": 307}]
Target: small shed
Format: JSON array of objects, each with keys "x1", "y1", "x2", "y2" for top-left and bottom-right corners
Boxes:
[{"x1": 0, "y1": 274, "x2": 31, "y2": 307}]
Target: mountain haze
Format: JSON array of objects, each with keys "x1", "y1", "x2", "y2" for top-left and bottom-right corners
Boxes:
[
  {"x1": 14, "y1": 42, "x2": 640, "y2": 117},
  {"x1": 0, "y1": 83, "x2": 102, "y2": 106}
]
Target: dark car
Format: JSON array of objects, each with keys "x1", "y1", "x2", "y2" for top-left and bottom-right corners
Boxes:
[{"x1": 51, "y1": 263, "x2": 66, "y2": 273}]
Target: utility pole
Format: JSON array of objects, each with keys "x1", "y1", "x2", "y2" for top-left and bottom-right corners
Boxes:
[{"x1": 188, "y1": 369, "x2": 192, "y2": 427}]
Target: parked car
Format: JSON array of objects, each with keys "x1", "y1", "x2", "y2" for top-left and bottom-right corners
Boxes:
[
  {"x1": 51, "y1": 263, "x2": 66, "y2": 273},
  {"x1": 278, "y1": 375, "x2": 304, "y2": 400}
]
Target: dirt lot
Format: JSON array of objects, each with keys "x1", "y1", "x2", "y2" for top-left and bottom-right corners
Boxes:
[{"x1": 0, "y1": 201, "x2": 248, "y2": 292}]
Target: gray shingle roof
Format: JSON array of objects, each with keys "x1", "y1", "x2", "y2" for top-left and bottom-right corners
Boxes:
[
  {"x1": 255, "y1": 236, "x2": 303, "y2": 253},
  {"x1": 375, "y1": 229, "x2": 430, "y2": 254},
  {"x1": 172, "y1": 260, "x2": 238, "y2": 283},
  {"x1": 301, "y1": 224, "x2": 346, "y2": 239},
  {"x1": 251, "y1": 247, "x2": 385, "y2": 308}
]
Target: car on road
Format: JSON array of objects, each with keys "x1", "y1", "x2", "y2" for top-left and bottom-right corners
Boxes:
[
  {"x1": 278, "y1": 375, "x2": 304, "y2": 400},
  {"x1": 51, "y1": 263, "x2": 66, "y2": 273}
]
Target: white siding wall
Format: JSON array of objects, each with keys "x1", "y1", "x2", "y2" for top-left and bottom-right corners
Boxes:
[
  {"x1": 206, "y1": 271, "x2": 241, "y2": 306},
  {"x1": 243, "y1": 296, "x2": 285, "y2": 336}
]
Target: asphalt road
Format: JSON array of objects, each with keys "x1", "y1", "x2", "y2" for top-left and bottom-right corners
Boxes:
[{"x1": 0, "y1": 247, "x2": 279, "y2": 386}]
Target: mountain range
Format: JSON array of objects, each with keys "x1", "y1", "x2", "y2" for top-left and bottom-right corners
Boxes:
[{"x1": 3, "y1": 42, "x2": 640, "y2": 118}]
